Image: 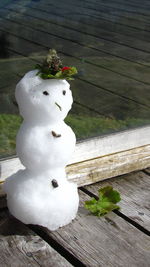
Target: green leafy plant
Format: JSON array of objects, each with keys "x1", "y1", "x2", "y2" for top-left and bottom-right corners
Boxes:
[
  {"x1": 84, "y1": 186, "x2": 121, "y2": 216},
  {"x1": 35, "y1": 49, "x2": 77, "y2": 80}
]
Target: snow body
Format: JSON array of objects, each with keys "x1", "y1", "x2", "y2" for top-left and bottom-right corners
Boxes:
[
  {"x1": 3, "y1": 70, "x2": 79, "y2": 230},
  {"x1": 16, "y1": 120, "x2": 75, "y2": 171}
]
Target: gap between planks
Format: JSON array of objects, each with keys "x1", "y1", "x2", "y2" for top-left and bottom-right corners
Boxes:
[
  {"x1": 82, "y1": 169, "x2": 150, "y2": 233},
  {"x1": 23, "y1": 0, "x2": 150, "y2": 32},
  {"x1": 2, "y1": 6, "x2": 150, "y2": 68},
  {"x1": 27, "y1": 188, "x2": 150, "y2": 267},
  {"x1": 3, "y1": 5, "x2": 150, "y2": 57},
  {"x1": 0, "y1": 210, "x2": 74, "y2": 267},
  {"x1": 1, "y1": 185, "x2": 149, "y2": 267},
  {"x1": 0, "y1": 170, "x2": 150, "y2": 266}
]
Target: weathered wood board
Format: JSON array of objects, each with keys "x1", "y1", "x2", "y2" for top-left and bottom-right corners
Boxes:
[
  {"x1": 85, "y1": 170, "x2": 150, "y2": 231},
  {"x1": 1, "y1": 169, "x2": 150, "y2": 266},
  {"x1": 0, "y1": 211, "x2": 72, "y2": 267},
  {"x1": 67, "y1": 145, "x2": 150, "y2": 186},
  {"x1": 11, "y1": 0, "x2": 150, "y2": 43},
  {"x1": 17, "y1": 0, "x2": 150, "y2": 32},
  {"x1": 0, "y1": 9, "x2": 150, "y2": 107},
  {"x1": 24, "y1": 2, "x2": 150, "y2": 55},
  {"x1": 1, "y1": 17, "x2": 150, "y2": 97},
  {"x1": 39, "y1": 190, "x2": 150, "y2": 267},
  {"x1": 2, "y1": 6, "x2": 150, "y2": 72},
  {"x1": 1, "y1": 144, "x2": 150, "y2": 192}
]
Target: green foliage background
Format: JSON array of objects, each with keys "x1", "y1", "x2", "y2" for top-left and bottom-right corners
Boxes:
[{"x1": 0, "y1": 113, "x2": 149, "y2": 158}]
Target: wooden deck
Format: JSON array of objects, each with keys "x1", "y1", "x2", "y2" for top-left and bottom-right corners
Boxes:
[{"x1": 0, "y1": 169, "x2": 150, "y2": 266}]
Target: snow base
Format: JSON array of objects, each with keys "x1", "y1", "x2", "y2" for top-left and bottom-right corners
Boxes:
[{"x1": 3, "y1": 169, "x2": 79, "y2": 231}]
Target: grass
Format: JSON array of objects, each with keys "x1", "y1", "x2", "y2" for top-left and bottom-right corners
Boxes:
[
  {"x1": 0, "y1": 114, "x2": 22, "y2": 157},
  {"x1": 0, "y1": 113, "x2": 150, "y2": 159}
]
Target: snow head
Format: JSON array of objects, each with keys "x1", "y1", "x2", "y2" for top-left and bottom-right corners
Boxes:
[{"x1": 15, "y1": 70, "x2": 73, "y2": 123}]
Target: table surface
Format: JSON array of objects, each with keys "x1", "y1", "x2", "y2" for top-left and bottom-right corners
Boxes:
[{"x1": 0, "y1": 169, "x2": 150, "y2": 267}]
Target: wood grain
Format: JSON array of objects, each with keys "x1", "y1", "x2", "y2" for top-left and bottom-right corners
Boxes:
[
  {"x1": 0, "y1": 145, "x2": 149, "y2": 196},
  {"x1": 67, "y1": 145, "x2": 150, "y2": 186},
  {"x1": 71, "y1": 127, "x2": 150, "y2": 164},
  {"x1": 40, "y1": 190, "x2": 150, "y2": 267},
  {"x1": 1, "y1": 10, "x2": 150, "y2": 109},
  {"x1": 85, "y1": 171, "x2": 150, "y2": 231},
  {"x1": 0, "y1": 211, "x2": 72, "y2": 267},
  {"x1": 2, "y1": 6, "x2": 150, "y2": 83},
  {"x1": 1, "y1": 128, "x2": 150, "y2": 182}
]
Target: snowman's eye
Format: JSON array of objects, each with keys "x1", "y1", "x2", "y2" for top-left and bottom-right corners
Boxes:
[
  {"x1": 43, "y1": 91, "x2": 49, "y2": 95},
  {"x1": 62, "y1": 90, "x2": 66, "y2": 95}
]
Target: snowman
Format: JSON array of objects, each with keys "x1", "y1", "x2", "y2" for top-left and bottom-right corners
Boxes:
[{"x1": 3, "y1": 50, "x2": 79, "y2": 230}]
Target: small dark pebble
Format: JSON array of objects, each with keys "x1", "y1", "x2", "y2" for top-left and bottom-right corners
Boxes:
[{"x1": 52, "y1": 179, "x2": 59, "y2": 188}]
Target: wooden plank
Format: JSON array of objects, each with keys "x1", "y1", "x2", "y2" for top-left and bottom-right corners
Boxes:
[
  {"x1": 4, "y1": 4, "x2": 150, "y2": 65},
  {"x1": 0, "y1": 211, "x2": 72, "y2": 267},
  {"x1": 1, "y1": 54, "x2": 149, "y2": 122},
  {"x1": 3, "y1": 7, "x2": 150, "y2": 84},
  {"x1": 25, "y1": 1, "x2": 150, "y2": 41},
  {"x1": 81, "y1": 0, "x2": 150, "y2": 21},
  {"x1": 0, "y1": 130, "x2": 150, "y2": 182},
  {"x1": 28, "y1": 0, "x2": 150, "y2": 31},
  {"x1": 1, "y1": 20, "x2": 150, "y2": 110},
  {"x1": 37, "y1": 190, "x2": 150, "y2": 267},
  {"x1": 1, "y1": 7, "x2": 149, "y2": 120},
  {"x1": 114, "y1": 0, "x2": 150, "y2": 9},
  {"x1": 1, "y1": 11, "x2": 150, "y2": 109},
  {"x1": 67, "y1": 145, "x2": 150, "y2": 186},
  {"x1": 1, "y1": 48, "x2": 150, "y2": 122},
  {"x1": 1, "y1": 4, "x2": 148, "y2": 67},
  {"x1": 60, "y1": 0, "x2": 150, "y2": 25},
  {"x1": 0, "y1": 145, "x2": 150, "y2": 204},
  {"x1": 71, "y1": 127, "x2": 150, "y2": 163},
  {"x1": 85, "y1": 0, "x2": 150, "y2": 14},
  {"x1": 126, "y1": 0, "x2": 150, "y2": 7},
  {"x1": 1, "y1": 56, "x2": 150, "y2": 121},
  {"x1": 85, "y1": 171, "x2": 150, "y2": 231},
  {"x1": 0, "y1": 157, "x2": 25, "y2": 183},
  {"x1": 9, "y1": 1, "x2": 150, "y2": 43},
  {"x1": 3, "y1": 6, "x2": 150, "y2": 55}
]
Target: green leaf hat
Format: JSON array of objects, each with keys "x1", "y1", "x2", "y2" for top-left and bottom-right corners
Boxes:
[{"x1": 36, "y1": 49, "x2": 77, "y2": 80}]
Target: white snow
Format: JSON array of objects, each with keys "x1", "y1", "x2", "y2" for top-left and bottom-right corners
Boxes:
[{"x1": 3, "y1": 70, "x2": 79, "y2": 230}]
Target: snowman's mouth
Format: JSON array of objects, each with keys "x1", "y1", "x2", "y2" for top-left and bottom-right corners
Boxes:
[{"x1": 55, "y1": 102, "x2": 62, "y2": 111}]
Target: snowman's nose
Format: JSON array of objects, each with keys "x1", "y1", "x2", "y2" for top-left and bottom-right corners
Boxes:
[{"x1": 55, "y1": 102, "x2": 62, "y2": 111}]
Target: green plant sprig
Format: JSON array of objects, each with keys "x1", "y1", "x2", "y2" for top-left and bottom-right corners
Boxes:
[
  {"x1": 35, "y1": 49, "x2": 77, "y2": 80},
  {"x1": 84, "y1": 186, "x2": 121, "y2": 217}
]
